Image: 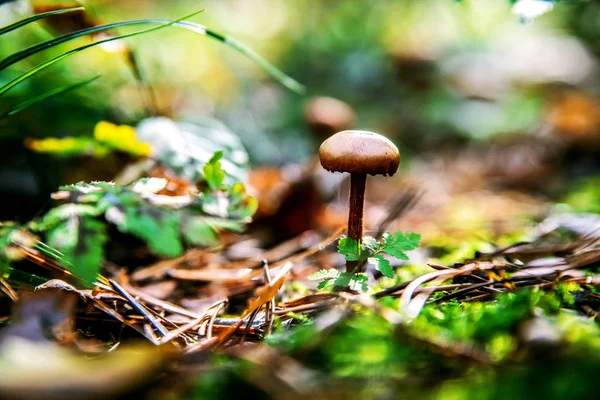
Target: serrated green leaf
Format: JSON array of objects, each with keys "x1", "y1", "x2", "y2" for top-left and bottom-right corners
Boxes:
[
  {"x1": 383, "y1": 247, "x2": 410, "y2": 261},
  {"x1": 308, "y1": 268, "x2": 340, "y2": 280},
  {"x1": 385, "y1": 232, "x2": 421, "y2": 251},
  {"x1": 369, "y1": 255, "x2": 395, "y2": 279},
  {"x1": 382, "y1": 231, "x2": 420, "y2": 261},
  {"x1": 46, "y1": 216, "x2": 107, "y2": 287},
  {"x1": 383, "y1": 247, "x2": 409, "y2": 261},
  {"x1": 338, "y1": 237, "x2": 359, "y2": 261}
]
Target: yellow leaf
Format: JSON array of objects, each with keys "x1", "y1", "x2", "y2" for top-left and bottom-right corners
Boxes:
[
  {"x1": 24, "y1": 137, "x2": 97, "y2": 155},
  {"x1": 94, "y1": 121, "x2": 152, "y2": 157}
]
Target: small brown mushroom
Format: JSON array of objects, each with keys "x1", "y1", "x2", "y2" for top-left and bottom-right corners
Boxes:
[
  {"x1": 319, "y1": 130, "x2": 400, "y2": 272},
  {"x1": 304, "y1": 96, "x2": 355, "y2": 139}
]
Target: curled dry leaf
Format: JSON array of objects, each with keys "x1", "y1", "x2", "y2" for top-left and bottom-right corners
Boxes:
[{"x1": 245, "y1": 262, "x2": 294, "y2": 317}]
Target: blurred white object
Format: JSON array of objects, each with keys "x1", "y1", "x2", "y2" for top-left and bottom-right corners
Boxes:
[
  {"x1": 443, "y1": 31, "x2": 594, "y2": 99},
  {"x1": 512, "y1": 0, "x2": 554, "y2": 22},
  {"x1": 136, "y1": 117, "x2": 249, "y2": 183}
]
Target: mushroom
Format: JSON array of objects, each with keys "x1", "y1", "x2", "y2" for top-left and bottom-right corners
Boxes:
[
  {"x1": 319, "y1": 130, "x2": 400, "y2": 272},
  {"x1": 304, "y1": 96, "x2": 355, "y2": 139}
]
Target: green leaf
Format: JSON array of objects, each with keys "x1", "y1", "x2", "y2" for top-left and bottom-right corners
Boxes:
[
  {"x1": 37, "y1": 204, "x2": 104, "y2": 231},
  {"x1": 228, "y1": 183, "x2": 258, "y2": 220},
  {"x1": 46, "y1": 217, "x2": 107, "y2": 287},
  {"x1": 308, "y1": 268, "x2": 340, "y2": 281},
  {"x1": 338, "y1": 237, "x2": 360, "y2": 261},
  {"x1": 333, "y1": 272, "x2": 353, "y2": 287},
  {"x1": 181, "y1": 217, "x2": 218, "y2": 246},
  {"x1": 384, "y1": 247, "x2": 410, "y2": 261},
  {"x1": 381, "y1": 231, "x2": 420, "y2": 261},
  {"x1": 316, "y1": 279, "x2": 336, "y2": 290},
  {"x1": 203, "y1": 151, "x2": 226, "y2": 190},
  {"x1": 369, "y1": 255, "x2": 394, "y2": 279},
  {"x1": 3, "y1": 75, "x2": 101, "y2": 118},
  {"x1": 198, "y1": 216, "x2": 245, "y2": 233},
  {"x1": 333, "y1": 272, "x2": 369, "y2": 292},
  {"x1": 0, "y1": 225, "x2": 23, "y2": 275},
  {"x1": 117, "y1": 206, "x2": 183, "y2": 258},
  {"x1": 384, "y1": 232, "x2": 421, "y2": 251},
  {"x1": 0, "y1": 6, "x2": 84, "y2": 36}
]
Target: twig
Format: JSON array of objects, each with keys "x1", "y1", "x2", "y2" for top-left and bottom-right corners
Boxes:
[
  {"x1": 0, "y1": 278, "x2": 18, "y2": 301},
  {"x1": 263, "y1": 259, "x2": 275, "y2": 336},
  {"x1": 110, "y1": 279, "x2": 168, "y2": 337},
  {"x1": 121, "y1": 281, "x2": 203, "y2": 319}
]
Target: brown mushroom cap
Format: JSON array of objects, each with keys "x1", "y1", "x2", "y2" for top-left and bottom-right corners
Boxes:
[
  {"x1": 304, "y1": 96, "x2": 355, "y2": 138},
  {"x1": 319, "y1": 130, "x2": 400, "y2": 176}
]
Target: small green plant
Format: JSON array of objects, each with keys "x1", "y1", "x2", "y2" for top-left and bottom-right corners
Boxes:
[
  {"x1": 0, "y1": 152, "x2": 257, "y2": 287},
  {"x1": 308, "y1": 232, "x2": 421, "y2": 292}
]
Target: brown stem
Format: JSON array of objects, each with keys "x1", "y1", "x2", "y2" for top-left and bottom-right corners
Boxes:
[{"x1": 347, "y1": 173, "x2": 366, "y2": 273}]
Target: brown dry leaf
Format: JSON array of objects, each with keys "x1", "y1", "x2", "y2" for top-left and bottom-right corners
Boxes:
[
  {"x1": 546, "y1": 90, "x2": 600, "y2": 143},
  {"x1": 244, "y1": 262, "x2": 294, "y2": 317},
  {"x1": 135, "y1": 280, "x2": 177, "y2": 299},
  {"x1": 149, "y1": 165, "x2": 198, "y2": 196},
  {"x1": 168, "y1": 267, "x2": 254, "y2": 282},
  {"x1": 278, "y1": 293, "x2": 337, "y2": 308},
  {"x1": 131, "y1": 248, "x2": 211, "y2": 282}
]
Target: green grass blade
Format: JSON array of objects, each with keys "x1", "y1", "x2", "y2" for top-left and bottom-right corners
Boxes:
[
  {"x1": 3, "y1": 75, "x2": 101, "y2": 117},
  {"x1": 0, "y1": 6, "x2": 85, "y2": 36},
  {"x1": 0, "y1": 11, "x2": 204, "y2": 97},
  {"x1": 210, "y1": 32, "x2": 306, "y2": 94},
  {"x1": 0, "y1": 18, "x2": 305, "y2": 94}
]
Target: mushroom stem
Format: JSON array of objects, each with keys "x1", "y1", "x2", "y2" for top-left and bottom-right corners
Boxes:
[{"x1": 347, "y1": 173, "x2": 366, "y2": 273}]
